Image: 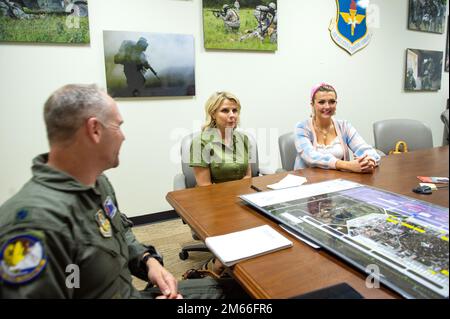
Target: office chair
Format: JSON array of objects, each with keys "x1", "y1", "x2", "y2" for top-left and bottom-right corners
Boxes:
[
  {"x1": 277, "y1": 132, "x2": 297, "y2": 172},
  {"x1": 174, "y1": 130, "x2": 260, "y2": 260},
  {"x1": 373, "y1": 119, "x2": 433, "y2": 155}
]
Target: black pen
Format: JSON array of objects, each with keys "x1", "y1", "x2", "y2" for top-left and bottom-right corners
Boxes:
[{"x1": 250, "y1": 185, "x2": 262, "y2": 192}]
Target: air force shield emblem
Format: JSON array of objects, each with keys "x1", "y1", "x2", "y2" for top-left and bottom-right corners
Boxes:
[{"x1": 329, "y1": 0, "x2": 372, "y2": 55}]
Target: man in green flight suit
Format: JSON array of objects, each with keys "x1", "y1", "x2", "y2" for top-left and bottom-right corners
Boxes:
[{"x1": 0, "y1": 84, "x2": 247, "y2": 299}]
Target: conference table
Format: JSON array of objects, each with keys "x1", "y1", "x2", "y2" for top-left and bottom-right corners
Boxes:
[{"x1": 166, "y1": 146, "x2": 449, "y2": 298}]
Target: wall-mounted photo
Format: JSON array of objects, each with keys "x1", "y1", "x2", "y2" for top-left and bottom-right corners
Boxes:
[
  {"x1": 202, "y1": 0, "x2": 277, "y2": 51},
  {"x1": 408, "y1": 0, "x2": 447, "y2": 34},
  {"x1": 445, "y1": 16, "x2": 449, "y2": 72},
  {"x1": 405, "y1": 48, "x2": 443, "y2": 91},
  {"x1": 0, "y1": 0, "x2": 89, "y2": 43},
  {"x1": 103, "y1": 31, "x2": 195, "y2": 98}
]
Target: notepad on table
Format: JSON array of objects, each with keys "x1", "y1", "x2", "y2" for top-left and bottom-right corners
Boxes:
[
  {"x1": 205, "y1": 225, "x2": 293, "y2": 267},
  {"x1": 267, "y1": 174, "x2": 307, "y2": 190}
]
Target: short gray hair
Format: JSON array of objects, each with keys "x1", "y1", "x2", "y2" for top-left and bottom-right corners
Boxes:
[{"x1": 44, "y1": 84, "x2": 111, "y2": 144}]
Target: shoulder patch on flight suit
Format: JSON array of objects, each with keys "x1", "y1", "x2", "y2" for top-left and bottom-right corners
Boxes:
[
  {"x1": 95, "y1": 210, "x2": 112, "y2": 238},
  {"x1": 103, "y1": 196, "x2": 117, "y2": 219},
  {"x1": 0, "y1": 234, "x2": 47, "y2": 285}
]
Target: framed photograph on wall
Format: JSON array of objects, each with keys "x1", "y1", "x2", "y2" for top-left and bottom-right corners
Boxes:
[
  {"x1": 446, "y1": 16, "x2": 449, "y2": 72},
  {"x1": 202, "y1": 0, "x2": 277, "y2": 51},
  {"x1": 408, "y1": 0, "x2": 447, "y2": 34},
  {"x1": 405, "y1": 48, "x2": 443, "y2": 91},
  {"x1": 103, "y1": 30, "x2": 195, "y2": 98},
  {"x1": 0, "y1": 0, "x2": 89, "y2": 43}
]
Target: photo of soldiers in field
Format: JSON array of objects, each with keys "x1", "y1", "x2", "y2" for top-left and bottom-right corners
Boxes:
[
  {"x1": 0, "y1": 0, "x2": 89, "y2": 43},
  {"x1": 103, "y1": 30, "x2": 195, "y2": 98},
  {"x1": 203, "y1": 0, "x2": 277, "y2": 51}
]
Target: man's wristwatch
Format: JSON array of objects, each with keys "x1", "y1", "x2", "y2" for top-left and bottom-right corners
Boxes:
[{"x1": 141, "y1": 246, "x2": 164, "y2": 271}]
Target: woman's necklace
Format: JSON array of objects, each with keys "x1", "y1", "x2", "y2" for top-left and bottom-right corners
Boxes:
[{"x1": 314, "y1": 120, "x2": 334, "y2": 141}]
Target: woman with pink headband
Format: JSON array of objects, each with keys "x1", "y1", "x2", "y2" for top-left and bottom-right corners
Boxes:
[{"x1": 294, "y1": 83, "x2": 380, "y2": 173}]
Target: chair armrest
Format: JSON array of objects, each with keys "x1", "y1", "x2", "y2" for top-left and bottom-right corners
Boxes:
[{"x1": 173, "y1": 173, "x2": 187, "y2": 190}]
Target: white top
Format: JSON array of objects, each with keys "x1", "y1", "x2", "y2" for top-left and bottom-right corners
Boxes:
[{"x1": 316, "y1": 136, "x2": 344, "y2": 160}]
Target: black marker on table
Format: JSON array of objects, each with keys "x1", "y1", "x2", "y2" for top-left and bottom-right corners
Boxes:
[{"x1": 250, "y1": 185, "x2": 262, "y2": 192}]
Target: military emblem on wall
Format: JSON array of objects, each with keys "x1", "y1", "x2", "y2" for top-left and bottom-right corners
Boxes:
[
  {"x1": 103, "y1": 30, "x2": 195, "y2": 98},
  {"x1": 329, "y1": 0, "x2": 372, "y2": 55},
  {"x1": 405, "y1": 48, "x2": 443, "y2": 91},
  {"x1": 408, "y1": 0, "x2": 447, "y2": 34},
  {"x1": 202, "y1": 0, "x2": 277, "y2": 51},
  {"x1": 0, "y1": 0, "x2": 89, "y2": 43}
]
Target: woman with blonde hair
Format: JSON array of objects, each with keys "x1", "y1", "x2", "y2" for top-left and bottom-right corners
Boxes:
[
  {"x1": 187, "y1": 91, "x2": 252, "y2": 278},
  {"x1": 190, "y1": 91, "x2": 251, "y2": 186}
]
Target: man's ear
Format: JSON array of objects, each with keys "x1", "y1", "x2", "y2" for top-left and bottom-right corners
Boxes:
[{"x1": 86, "y1": 117, "x2": 102, "y2": 144}]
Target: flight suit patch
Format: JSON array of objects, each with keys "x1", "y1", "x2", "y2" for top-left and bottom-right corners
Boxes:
[
  {"x1": 0, "y1": 234, "x2": 47, "y2": 285},
  {"x1": 103, "y1": 196, "x2": 117, "y2": 219},
  {"x1": 95, "y1": 210, "x2": 112, "y2": 238},
  {"x1": 15, "y1": 209, "x2": 29, "y2": 222}
]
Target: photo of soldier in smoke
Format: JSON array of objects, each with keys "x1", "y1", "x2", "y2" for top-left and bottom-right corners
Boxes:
[
  {"x1": 408, "y1": 0, "x2": 447, "y2": 34},
  {"x1": 103, "y1": 31, "x2": 196, "y2": 98},
  {"x1": 202, "y1": 1, "x2": 277, "y2": 51},
  {"x1": 114, "y1": 37, "x2": 160, "y2": 97}
]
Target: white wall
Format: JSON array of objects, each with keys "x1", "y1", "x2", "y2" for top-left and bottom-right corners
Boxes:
[{"x1": 0, "y1": 0, "x2": 448, "y2": 217}]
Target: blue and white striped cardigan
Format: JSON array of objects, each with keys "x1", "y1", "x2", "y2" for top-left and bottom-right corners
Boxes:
[{"x1": 294, "y1": 118, "x2": 380, "y2": 170}]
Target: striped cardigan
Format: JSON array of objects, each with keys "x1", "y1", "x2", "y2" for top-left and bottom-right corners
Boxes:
[{"x1": 294, "y1": 118, "x2": 380, "y2": 170}]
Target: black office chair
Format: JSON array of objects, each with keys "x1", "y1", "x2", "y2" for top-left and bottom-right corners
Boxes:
[{"x1": 173, "y1": 130, "x2": 260, "y2": 260}]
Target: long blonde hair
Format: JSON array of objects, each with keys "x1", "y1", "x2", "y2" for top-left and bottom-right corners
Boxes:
[{"x1": 202, "y1": 91, "x2": 241, "y2": 131}]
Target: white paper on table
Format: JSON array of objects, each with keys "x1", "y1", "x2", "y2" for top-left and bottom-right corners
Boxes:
[
  {"x1": 267, "y1": 174, "x2": 307, "y2": 190},
  {"x1": 205, "y1": 225, "x2": 293, "y2": 267}
]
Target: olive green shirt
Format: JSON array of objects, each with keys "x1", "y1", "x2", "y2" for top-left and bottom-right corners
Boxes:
[
  {"x1": 0, "y1": 154, "x2": 150, "y2": 298},
  {"x1": 189, "y1": 129, "x2": 250, "y2": 184}
]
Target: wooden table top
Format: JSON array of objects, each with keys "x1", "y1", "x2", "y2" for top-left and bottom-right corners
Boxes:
[{"x1": 166, "y1": 146, "x2": 449, "y2": 298}]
